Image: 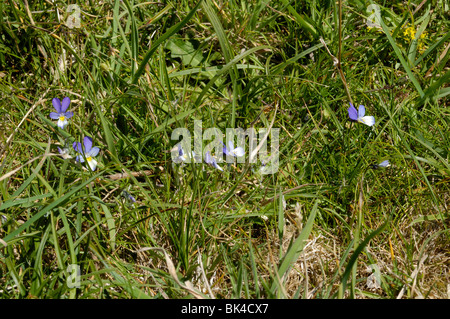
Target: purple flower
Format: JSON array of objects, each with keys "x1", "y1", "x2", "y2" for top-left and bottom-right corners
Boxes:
[
  {"x1": 176, "y1": 144, "x2": 196, "y2": 163},
  {"x1": 222, "y1": 141, "x2": 245, "y2": 157},
  {"x1": 378, "y1": 160, "x2": 390, "y2": 167},
  {"x1": 348, "y1": 103, "x2": 375, "y2": 126},
  {"x1": 205, "y1": 151, "x2": 223, "y2": 171},
  {"x1": 371, "y1": 160, "x2": 390, "y2": 169},
  {"x1": 370, "y1": 160, "x2": 391, "y2": 169},
  {"x1": 57, "y1": 146, "x2": 72, "y2": 159},
  {"x1": 73, "y1": 136, "x2": 100, "y2": 171},
  {"x1": 122, "y1": 190, "x2": 136, "y2": 204},
  {"x1": 50, "y1": 97, "x2": 73, "y2": 129}
]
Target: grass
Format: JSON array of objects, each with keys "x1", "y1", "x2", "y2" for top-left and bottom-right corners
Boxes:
[{"x1": 0, "y1": 0, "x2": 449, "y2": 299}]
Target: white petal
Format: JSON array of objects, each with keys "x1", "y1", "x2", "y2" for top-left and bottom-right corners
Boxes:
[
  {"x1": 58, "y1": 118, "x2": 68, "y2": 129},
  {"x1": 359, "y1": 116, "x2": 375, "y2": 126},
  {"x1": 179, "y1": 154, "x2": 187, "y2": 162},
  {"x1": 87, "y1": 158, "x2": 98, "y2": 171},
  {"x1": 232, "y1": 147, "x2": 245, "y2": 157},
  {"x1": 378, "y1": 160, "x2": 390, "y2": 167}
]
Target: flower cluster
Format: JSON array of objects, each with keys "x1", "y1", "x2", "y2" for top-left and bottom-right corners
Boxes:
[
  {"x1": 399, "y1": 24, "x2": 428, "y2": 53},
  {"x1": 49, "y1": 97, "x2": 101, "y2": 171},
  {"x1": 402, "y1": 25, "x2": 416, "y2": 41},
  {"x1": 175, "y1": 140, "x2": 245, "y2": 172},
  {"x1": 367, "y1": 22, "x2": 428, "y2": 53}
]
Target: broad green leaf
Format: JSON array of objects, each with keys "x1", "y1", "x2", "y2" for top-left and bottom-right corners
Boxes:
[
  {"x1": 131, "y1": 1, "x2": 202, "y2": 85},
  {"x1": 165, "y1": 38, "x2": 206, "y2": 67}
]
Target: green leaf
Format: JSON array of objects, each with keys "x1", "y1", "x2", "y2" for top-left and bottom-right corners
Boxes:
[
  {"x1": 201, "y1": 0, "x2": 240, "y2": 127},
  {"x1": 165, "y1": 38, "x2": 206, "y2": 67},
  {"x1": 410, "y1": 213, "x2": 449, "y2": 225},
  {"x1": 122, "y1": 0, "x2": 139, "y2": 76},
  {"x1": 100, "y1": 202, "x2": 116, "y2": 251},
  {"x1": 270, "y1": 200, "x2": 319, "y2": 295},
  {"x1": 193, "y1": 45, "x2": 271, "y2": 108},
  {"x1": 374, "y1": 0, "x2": 424, "y2": 98},
  {"x1": 338, "y1": 217, "x2": 390, "y2": 297},
  {"x1": 1, "y1": 172, "x2": 103, "y2": 246},
  {"x1": 0, "y1": 193, "x2": 53, "y2": 211},
  {"x1": 279, "y1": 0, "x2": 318, "y2": 38},
  {"x1": 131, "y1": 1, "x2": 202, "y2": 85}
]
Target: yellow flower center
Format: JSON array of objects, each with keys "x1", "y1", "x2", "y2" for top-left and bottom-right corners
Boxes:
[
  {"x1": 87, "y1": 156, "x2": 92, "y2": 162},
  {"x1": 59, "y1": 115, "x2": 66, "y2": 121}
]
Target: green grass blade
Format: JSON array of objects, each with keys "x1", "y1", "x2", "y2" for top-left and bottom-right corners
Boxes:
[
  {"x1": 279, "y1": 0, "x2": 318, "y2": 38},
  {"x1": 0, "y1": 193, "x2": 52, "y2": 211},
  {"x1": 413, "y1": 31, "x2": 450, "y2": 67},
  {"x1": 131, "y1": 1, "x2": 202, "y2": 85},
  {"x1": 270, "y1": 200, "x2": 319, "y2": 295},
  {"x1": 201, "y1": 0, "x2": 240, "y2": 126},
  {"x1": 193, "y1": 45, "x2": 271, "y2": 108},
  {"x1": 1, "y1": 172, "x2": 103, "y2": 246},
  {"x1": 270, "y1": 41, "x2": 324, "y2": 75},
  {"x1": 374, "y1": 0, "x2": 424, "y2": 98},
  {"x1": 338, "y1": 216, "x2": 390, "y2": 298},
  {"x1": 122, "y1": 0, "x2": 139, "y2": 76}
]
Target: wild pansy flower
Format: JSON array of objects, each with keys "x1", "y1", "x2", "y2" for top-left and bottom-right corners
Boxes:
[
  {"x1": 348, "y1": 103, "x2": 375, "y2": 127},
  {"x1": 378, "y1": 160, "x2": 390, "y2": 167},
  {"x1": 259, "y1": 157, "x2": 274, "y2": 175},
  {"x1": 222, "y1": 141, "x2": 245, "y2": 158},
  {"x1": 205, "y1": 151, "x2": 223, "y2": 171},
  {"x1": 57, "y1": 146, "x2": 73, "y2": 160},
  {"x1": 371, "y1": 160, "x2": 390, "y2": 169},
  {"x1": 73, "y1": 136, "x2": 100, "y2": 171},
  {"x1": 175, "y1": 144, "x2": 196, "y2": 163},
  {"x1": 50, "y1": 97, "x2": 73, "y2": 129},
  {"x1": 122, "y1": 190, "x2": 136, "y2": 205}
]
